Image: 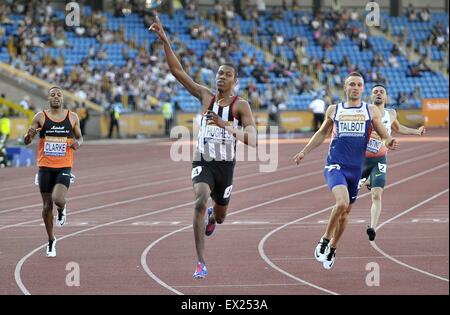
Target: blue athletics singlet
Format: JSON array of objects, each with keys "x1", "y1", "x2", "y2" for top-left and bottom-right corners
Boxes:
[{"x1": 326, "y1": 102, "x2": 372, "y2": 168}]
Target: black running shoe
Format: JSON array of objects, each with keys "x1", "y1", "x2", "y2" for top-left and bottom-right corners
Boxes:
[{"x1": 366, "y1": 226, "x2": 376, "y2": 241}]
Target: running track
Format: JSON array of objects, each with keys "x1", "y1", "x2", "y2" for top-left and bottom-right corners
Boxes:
[{"x1": 0, "y1": 128, "x2": 448, "y2": 295}]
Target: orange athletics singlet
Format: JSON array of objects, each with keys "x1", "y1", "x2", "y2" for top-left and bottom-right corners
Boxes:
[{"x1": 38, "y1": 110, "x2": 75, "y2": 168}]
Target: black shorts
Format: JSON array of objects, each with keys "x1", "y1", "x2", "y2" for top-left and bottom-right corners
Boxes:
[
  {"x1": 192, "y1": 157, "x2": 235, "y2": 206},
  {"x1": 38, "y1": 167, "x2": 72, "y2": 194}
]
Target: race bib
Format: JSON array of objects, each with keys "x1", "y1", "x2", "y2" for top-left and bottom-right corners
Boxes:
[
  {"x1": 378, "y1": 163, "x2": 387, "y2": 173},
  {"x1": 44, "y1": 136, "x2": 68, "y2": 157},
  {"x1": 204, "y1": 125, "x2": 233, "y2": 144},
  {"x1": 191, "y1": 166, "x2": 202, "y2": 179},
  {"x1": 337, "y1": 115, "x2": 367, "y2": 137},
  {"x1": 367, "y1": 138, "x2": 383, "y2": 153},
  {"x1": 223, "y1": 185, "x2": 233, "y2": 199}
]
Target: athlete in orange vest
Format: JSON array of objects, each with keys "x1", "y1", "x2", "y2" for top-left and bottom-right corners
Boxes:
[{"x1": 24, "y1": 86, "x2": 83, "y2": 257}]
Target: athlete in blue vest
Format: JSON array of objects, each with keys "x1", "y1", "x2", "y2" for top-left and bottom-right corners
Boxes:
[{"x1": 293, "y1": 72, "x2": 399, "y2": 270}]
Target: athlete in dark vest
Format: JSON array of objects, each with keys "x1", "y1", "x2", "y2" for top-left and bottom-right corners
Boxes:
[{"x1": 150, "y1": 16, "x2": 257, "y2": 279}]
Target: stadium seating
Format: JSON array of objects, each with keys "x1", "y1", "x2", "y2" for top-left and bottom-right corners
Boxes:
[{"x1": 1, "y1": 6, "x2": 447, "y2": 112}]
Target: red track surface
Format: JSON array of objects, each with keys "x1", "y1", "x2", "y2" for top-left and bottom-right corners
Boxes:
[{"x1": 0, "y1": 128, "x2": 448, "y2": 295}]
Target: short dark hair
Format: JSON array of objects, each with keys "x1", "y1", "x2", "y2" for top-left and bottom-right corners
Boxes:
[
  {"x1": 372, "y1": 83, "x2": 387, "y2": 91},
  {"x1": 48, "y1": 86, "x2": 63, "y2": 94},
  {"x1": 220, "y1": 63, "x2": 238, "y2": 79},
  {"x1": 347, "y1": 72, "x2": 363, "y2": 79}
]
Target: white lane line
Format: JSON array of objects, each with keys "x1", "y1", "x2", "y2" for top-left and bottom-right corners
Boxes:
[
  {"x1": 13, "y1": 160, "x2": 330, "y2": 295},
  {"x1": 270, "y1": 253, "x2": 449, "y2": 261},
  {"x1": 140, "y1": 149, "x2": 449, "y2": 295},
  {"x1": 173, "y1": 283, "x2": 308, "y2": 288},
  {"x1": 0, "y1": 155, "x2": 265, "y2": 199},
  {"x1": 0, "y1": 157, "x2": 327, "y2": 229},
  {"x1": 140, "y1": 183, "x2": 331, "y2": 295},
  {"x1": 371, "y1": 189, "x2": 449, "y2": 282},
  {"x1": 0, "y1": 152, "x2": 322, "y2": 215},
  {"x1": 0, "y1": 142, "x2": 437, "y2": 209},
  {"x1": 258, "y1": 163, "x2": 449, "y2": 295},
  {"x1": 14, "y1": 149, "x2": 449, "y2": 294}
]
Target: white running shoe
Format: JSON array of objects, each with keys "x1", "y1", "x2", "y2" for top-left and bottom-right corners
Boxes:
[
  {"x1": 56, "y1": 205, "x2": 66, "y2": 227},
  {"x1": 323, "y1": 247, "x2": 336, "y2": 270},
  {"x1": 314, "y1": 238, "x2": 330, "y2": 262},
  {"x1": 46, "y1": 238, "x2": 56, "y2": 258}
]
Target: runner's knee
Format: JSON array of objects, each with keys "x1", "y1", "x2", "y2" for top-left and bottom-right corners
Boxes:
[
  {"x1": 52, "y1": 195, "x2": 65, "y2": 208},
  {"x1": 42, "y1": 203, "x2": 53, "y2": 214},
  {"x1": 371, "y1": 190, "x2": 382, "y2": 201},
  {"x1": 335, "y1": 200, "x2": 349, "y2": 213},
  {"x1": 194, "y1": 194, "x2": 208, "y2": 213}
]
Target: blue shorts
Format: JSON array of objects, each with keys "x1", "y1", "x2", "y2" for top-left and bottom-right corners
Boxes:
[{"x1": 323, "y1": 164, "x2": 362, "y2": 204}]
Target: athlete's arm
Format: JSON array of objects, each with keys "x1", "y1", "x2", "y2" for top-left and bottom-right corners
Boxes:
[
  {"x1": 228, "y1": 100, "x2": 257, "y2": 147},
  {"x1": 206, "y1": 99, "x2": 257, "y2": 147},
  {"x1": 369, "y1": 105, "x2": 399, "y2": 150},
  {"x1": 390, "y1": 110, "x2": 425, "y2": 135},
  {"x1": 293, "y1": 105, "x2": 335, "y2": 164},
  {"x1": 70, "y1": 112, "x2": 83, "y2": 150},
  {"x1": 23, "y1": 112, "x2": 43, "y2": 145},
  {"x1": 149, "y1": 15, "x2": 212, "y2": 101}
]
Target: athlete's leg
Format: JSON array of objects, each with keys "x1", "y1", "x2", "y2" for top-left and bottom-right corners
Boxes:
[
  {"x1": 41, "y1": 193, "x2": 55, "y2": 241},
  {"x1": 210, "y1": 203, "x2": 228, "y2": 224},
  {"x1": 369, "y1": 158, "x2": 386, "y2": 230},
  {"x1": 207, "y1": 161, "x2": 233, "y2": 228},
  {"x1": 331, "y1": 203, "x2": 352, "y2": 248},
  {"x1": 38, "y1": 169, "x2": 56, "y2": 241},
  {"x1": 52, "y1": 183, "x2": 68, "y2": 210},
  {"x1": 193, "y1": 182, "x2": 211, "y2": 263},
  {"x1": 53, "y1": 169, "x2": 72, "y2": 226},
  {"x1": 370, "y1": 187, "x2": 383, "y2": 229},
  {"x1": 323, "y1": 185, "x2": 350, "y2": 248}
]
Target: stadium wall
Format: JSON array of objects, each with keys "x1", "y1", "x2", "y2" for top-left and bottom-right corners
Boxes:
[
  {"x1": 422, "y1": 98, "x2": 449, "y2": 127},
  {"x1": 7, "y1": 108, "x2": 442, "y2": 140},
  {"x1": 99, "y1": 112, "x2": 166, "y2": 137}
]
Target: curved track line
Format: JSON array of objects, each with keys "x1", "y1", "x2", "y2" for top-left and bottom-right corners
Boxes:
[
  {"x1": 371, "y1": 189, "x2": 449, "y2": 282},
  {"x1": 141, "y1": 184, "x2": 330, "y2": 295},
  {"x1": 258, "y1": 163, "x2": 448, "y2": 294},
  {"x1": 14, "y1": 165, "x2": 329, "y2": 294},
  {"x1": 14, "y1": 148, "x2": 448, "y2": 294},
  {"x1": 142, "y1": 152, "x2": 448, "y2": 295}
]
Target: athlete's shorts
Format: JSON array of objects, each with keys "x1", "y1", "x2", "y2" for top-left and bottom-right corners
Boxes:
[
  {"x1": 361, "y1": 156, "x2": 387, "y2": 189},
  {"x1": 192, "y1": 157, "x2": 235, "y2": 206},
  {"x1": 38, "y1": 167, "x2": 72, "y2": 194},
  {"x1": 323, "y1": 164, "x2": 362, "y2": 204}
]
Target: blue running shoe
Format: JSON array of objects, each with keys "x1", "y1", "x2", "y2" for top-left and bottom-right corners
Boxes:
[
  {"x1": 205, "y1": 207, "x2": 216, "y2": 236},
  {"x1": 192, "y1": 261, "x2": 208, "y2": 279}
]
